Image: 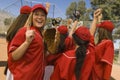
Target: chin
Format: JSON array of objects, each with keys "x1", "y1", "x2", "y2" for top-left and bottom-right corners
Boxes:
[{"x1": 36, "y1": 24, "x2": 44, "y2": 28}]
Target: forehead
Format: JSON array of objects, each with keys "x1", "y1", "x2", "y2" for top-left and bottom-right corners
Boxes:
[{"x1": 33, "y1": 9, "x2": 46, "y2": 14}]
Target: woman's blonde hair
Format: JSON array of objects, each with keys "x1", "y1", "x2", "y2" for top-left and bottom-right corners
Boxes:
[{"x1": 44, "y1": 28, "x2": 60, "y2": 54}]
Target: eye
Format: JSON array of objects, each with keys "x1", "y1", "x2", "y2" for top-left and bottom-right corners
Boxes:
[
  {"x1": 41, "y1": 14, "x2": 45, "y2": 17},
  {"x1": 34, "y1": 12, "x2": 39, "y2": 16}
]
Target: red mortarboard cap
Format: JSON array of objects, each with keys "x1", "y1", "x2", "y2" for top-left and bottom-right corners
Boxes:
[
  {"x1": 97, "y1": 20, "x2": 114, "y2": 32},
  {"x1": 65, "y1": 37, "x2": 75, "y2": 50},
  {"x1": 31, "y1": 4, "x2": 47, "y2": 14},
  {"x1": 57, "y1": 25, "x2": 68, "y2": 34},
  {"x1": 75, "y1": 26, "x2": 91, "y2": 41},
  {"x1": 20, "y1": 5, "x2": 31, "y2": 14}
]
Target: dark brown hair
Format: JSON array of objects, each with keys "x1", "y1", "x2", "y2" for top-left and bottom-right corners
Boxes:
[
  {"x1": 57, "y1": 33, "x2": 68, "y2": 53},
  {"x1": 73, "y1": 33, "x2": 89, "y2": 80},
  {"x1": 97, "y1": 27, "x2": 113, "y2": 44},
  {"x1": 6, "y1": 14, "x2": 29, "y2": 42}
]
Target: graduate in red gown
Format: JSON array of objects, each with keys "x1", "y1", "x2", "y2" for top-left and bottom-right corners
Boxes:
[
  {"x1": 8, "y1": 4, "x2": 48, "y2": 80},
  {"x1": 6, "y1": 5, "x2": 31, "y2": 80},
  {"x1": 90, "y1": 9, "x2": 114, "y2": 80},
  {"x1": 50, "y1": 26, "x2": 95, "y2": 80},
  {"x1": 46, "y1": 24, "x2": 77, "y2": 65}
]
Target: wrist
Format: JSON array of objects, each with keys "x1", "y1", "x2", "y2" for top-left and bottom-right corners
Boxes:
[
  {"x1": 24, "y1": 41, "x2": 31, "y2": 46},
  {"x1": 93, "y1": 18, "x2": 98, "y2": 23}
]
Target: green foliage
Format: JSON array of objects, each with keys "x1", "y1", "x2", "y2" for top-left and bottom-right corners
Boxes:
[
  {"x1": 66, "y1": 2, "x2": 77, "y2": 18},
  {"x1": 90, "y1": 0, "x2": 120, "y2": 20},
  {"x1": 46, "y1": 17, "x2": 52, "y2": 24},
  {"x1": 91, "y1": 0, "x2": 120, "y2": 40},
  {"x1": 4, "y1": 17, "x2": 12, "y2": 26},
  {"x1": 66, "y1": 0, "x2": 91, "y2": 21},
  {"x1": 115, "y1": 27, "x2": 120, "y2": 34}
]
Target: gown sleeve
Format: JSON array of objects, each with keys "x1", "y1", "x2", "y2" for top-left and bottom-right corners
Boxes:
[{"x1": 50, "y1": 63, "x2": 61, "y2": 80}]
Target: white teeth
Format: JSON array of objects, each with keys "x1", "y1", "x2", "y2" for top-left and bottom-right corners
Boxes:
[{"x1": 36, "y1": 20, "x2": 42, "y2": 23}]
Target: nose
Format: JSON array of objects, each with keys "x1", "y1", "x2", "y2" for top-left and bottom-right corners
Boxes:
[{"x1": 38, "y1": 15, "x2": 42, "y2": 18}]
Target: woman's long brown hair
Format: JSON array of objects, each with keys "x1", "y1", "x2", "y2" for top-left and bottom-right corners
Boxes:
[
  {"x1": 97, "y1": 28, "x2": 113, "y2": 44},
  {"x1": 6, "y1": 14, "x2": 30, "y2": 42},
  {"x1": 72, "y1": 33, "x2": 89, "y2": 80}
]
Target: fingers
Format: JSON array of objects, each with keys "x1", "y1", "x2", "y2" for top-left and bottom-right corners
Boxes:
[
  {"x1": 27, "y1": 30, "x2": 35, "y2": 40},
  {"x1": 28, "y1": 30, "x2": 35, "y2": 38},
  {"x1": 26, "y1": 24, "x2": 30, "y2": 30},
  {"x1": 25, "y1": 13, "x2": 32, "y2": 30},
  {"x1": 45, "y1": 2, "x2": 50, "y2": 13},
  {"x1": 94, "y1": 8, "x2": 102, "y2": 16},
  {"x1": 95, "y1": 8, "x2": 102, "y2": 13},
  {"x1": 45, "y1": 2, "x2": 50, "y2": 7},
  {"x1": 94, "y1": 8, "x2": 102, "y2": 20},
  {"x1": 25, "y1": 30, "x2": 35, "y2": 43}
]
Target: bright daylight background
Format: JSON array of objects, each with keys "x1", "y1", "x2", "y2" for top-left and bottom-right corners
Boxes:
[
  {"x1": 0, "y1": 0, "x2": 91, "y2": 19},
  {"x1": 0, "y1": 0, "x2": 120, "y2": 80}
]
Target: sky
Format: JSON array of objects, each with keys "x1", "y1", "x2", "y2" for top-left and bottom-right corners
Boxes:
[
  {"x1": 0, "y1": 0, "x2": 91, "y2": 19},
  {"x1": 114, "y1": 39, "x2": 120, "y2": 49}
]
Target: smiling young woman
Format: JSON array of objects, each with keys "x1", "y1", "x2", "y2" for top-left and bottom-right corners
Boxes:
[{"x1": 7, "y1": 4, "x2": 48, "y2": 80}]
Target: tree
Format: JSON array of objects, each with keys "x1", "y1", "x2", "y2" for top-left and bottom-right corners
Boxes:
[
  {"x1": 4, "y1": 17, "x2": 12, "y2": 26},
  {"x1": 113, "y1": 24, "x2": 120, "y2": 39},
  {"x1": 90, "y1": 0, "x2": 120, "y2": 20},
  {"x1": 66, "y1": 2, "x2": 77, "y2": 19},
  {"x1": 66, "y1": 0, "x2": 91, "y2": 21},
  {"x1": 3, "y1": 17, "x2": 14, "y2": 31},
  {"x1": 90, "y1": 0, "x2": 120, "y2": 39}
]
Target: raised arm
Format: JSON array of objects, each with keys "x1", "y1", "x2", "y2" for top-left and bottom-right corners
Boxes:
[
  {"x1": 69, "y1": 20, "x2": 78, "y2": 37},
  {"x1": 90, "y1": 9, "x2": 102, "y2": 36},
  {"x1": 45, "y1": 2, "x2": 50, "y2": 13},
  {"x1": 11, "y1": 29, "x2": 35, "y2": 61}
]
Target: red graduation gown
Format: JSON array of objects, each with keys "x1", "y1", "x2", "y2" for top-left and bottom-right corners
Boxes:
[
  {"x1": 46, "y1": 36, "x2": 75, "y2": 65},
  {"x1": 92, "y1": 39, "x2": 114, "y2": 80},
  {"x1": 8, "y1": 27, "x2": 45, "y2": 80},
  {"x1": 50, "y1": 41, "x2": 95, "y2": 80}
]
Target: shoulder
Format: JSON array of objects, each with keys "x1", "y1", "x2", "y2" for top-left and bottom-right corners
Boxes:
[
  {"x1": 97, "y1": 39, "x2": 114, "y2": 49},
  {"x1": 18, "y1": 27, "x2": 27, "y2": 32},
  {"x1": 102, "y1": 39, "x2": 113, "y2": 45},
  {"x1": 12, "y1": 27, "x2": 27, "y2": 40},
  {"x1": 98, "y1": 39, "x2": 113, "y2": 45},
  {"x1": 15, "y1": 27, "x2": 27, "y2": 36},
  {"x1": 62, "y1": 50, "x2": 76, "y2": 59}
]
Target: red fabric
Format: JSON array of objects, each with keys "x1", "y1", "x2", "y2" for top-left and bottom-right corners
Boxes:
[
  {"x1": 64, "y1": 37, "x2": 75, "y2": 51},
  {"x1": 31, "y1": 4, "x2": 47, "y2": 14},
  {"x1": 97, "y1": 20, "x2": 114, "y2": 32},
  {"x1": 20, "y1": 5, "x2": 31, "y2": 14},
  {"x1": 50, "y1": 38, "x2": 95, "y2": 80},
  {"x1": 75, "y1": 26, "x2": 91, "y2": 41},
  {"x1": 92, "y1": 39, "x2": 114, "y2": 80},
  {"x1": 57, "y1": 25, "x2": 68, "y2": 34},
  {"x1": 103, "y1": 64, "x2": 112, "y2": 80},
  {"x1": 46, "y1": 37, "x2": 75, "y2": 65},
  {"x1": 50, "y1": 50, "x2": 76, "y2": 80},
  {"x1": 8, "y1": 27, "x2": 45, "y2": 80},
  {"x1": 46, "y1": 54, "x2": 62, "y2": 65}
]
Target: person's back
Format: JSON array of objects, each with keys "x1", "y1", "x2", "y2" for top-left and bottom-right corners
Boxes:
[
  {"x1": 93, "y1": 21, "x2": 114, "y2": 80},
  {"x1": 50, "y1": 27, "x2": 95, "y2": 80},
  {"x1": 5, "y1": 5, "x2": 31, "y2": 80}
]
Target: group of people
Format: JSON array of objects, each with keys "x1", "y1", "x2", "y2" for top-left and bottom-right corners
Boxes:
[{"x1": 5, "y1": 2, "x2": 114, "y2": 80}]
